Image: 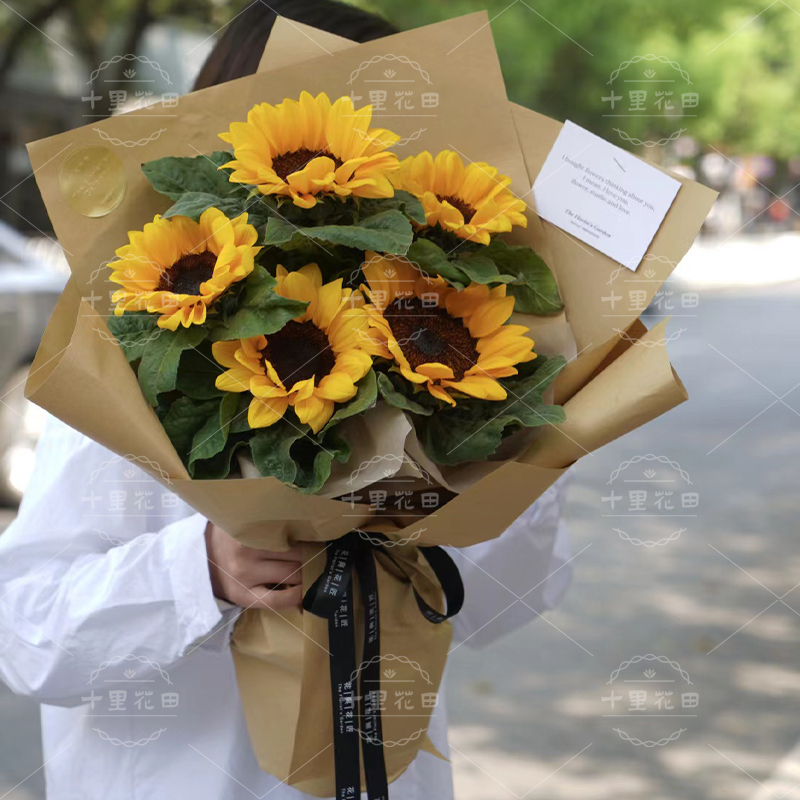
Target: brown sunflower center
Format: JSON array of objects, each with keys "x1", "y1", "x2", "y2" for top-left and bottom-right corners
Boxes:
[
  {"x1": 385, "y1": 297, "x2": 478, "y2": 381},
  {"x1": 271, "y1": 148, "x2": 344, "y2": 180},
  {"x1": 262, "y1": 320, "x2": 335, "y2": 386},
  {"x1": 437, "y1": 194, "x2": 476, "y2": 222},
  {"x1": 157, "y1": 250, "x2": 216, "y2": 295}
]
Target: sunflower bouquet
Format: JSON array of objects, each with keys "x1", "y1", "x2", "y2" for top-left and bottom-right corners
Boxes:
[
  {"x1": 25, "y1": 12, "x2": 715, "y2": 798},
  {"x1": 105, "y1": 90, "x2": 566, "y2": 492}
]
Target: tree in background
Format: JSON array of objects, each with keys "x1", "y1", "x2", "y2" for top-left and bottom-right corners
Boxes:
[
  {"x1": 358, "y1": 0, "x2": 800, "y2": 159},
  {"x1": 0, "y1": 0, "x2": 224, "y2": 116},
  {"x1": 3, "y1": 0, "x2": 800, "y2": 152}
]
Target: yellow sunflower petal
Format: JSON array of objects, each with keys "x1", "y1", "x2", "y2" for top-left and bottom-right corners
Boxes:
[
  {"x1": 428, "y1": 382, "x2": 456, "y2": 406},
  {"x1": 297, "y1": 263, "x2": 323, "y2": 290},
  {"x1": 156, "y1": 311, "x2": 181, "y2": 331},
  {"x1": 331, "y1": 351, "x2": 373, "y2": 382},
  {"x1": 477, "y1": 328, "x2": 536, "y2": 361},
  {"x1": 443, "y1": 375, "x2": 507, "y2": 401},
  {"x1": 277, "y1": 269, "x2": 317, "y2": 320},
  {"x1": 212, "y1": 338, "x2": 241, "y2": 369},
  {"x1": 327, "y1": 306, "x2": 369, "y2": 351},
  {"x1": 293, "y1": 393, "x2": 334, "y2": 434},
  {"x1": 215, "y1": 367, "x2": 254, "y2": 393},
  {"x1": 312, "y1": 278, "x2": 346, "y2": 330},
  {"x1": 466, "y1": 296, "x2": 516, "y2": 338},
  {"x1": 416, "y1": 363, "x2": 455, "y2": 380},
  {"x1": 250, "y1": 377, "x2": 286, "y2": 399},
  {"x1": 248, "y1": 395, "x2": 289, "y2": 429},
  {"x1": 315, "y1": 372, "x2": 357, "y2": 402},
  {"x1": 289, "y1": 378, "x2": 316, "y2": 401}
]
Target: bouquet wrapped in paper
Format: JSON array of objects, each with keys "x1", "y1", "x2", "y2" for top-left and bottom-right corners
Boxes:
[{"x1": 25, "y1": 12, "x2": 716, "y2": 798}]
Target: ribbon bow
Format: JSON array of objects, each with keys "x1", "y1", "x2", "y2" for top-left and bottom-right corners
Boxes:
[{"x1": 303, "y1": 530, "x2": 464, "y2": 800}]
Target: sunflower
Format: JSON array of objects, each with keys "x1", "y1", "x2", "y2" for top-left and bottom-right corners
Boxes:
[
  {"x1": 390, "y1": 150, "x2": 528, "y2": 245},
  {"x1": 212, "y1": 264, "x2": 374, "y2": 433},
  {"x1": 218, "y1": 91, "x2": 401, "y2": 209},
  {"x1": 109, "y1": 208, "x2": 260, "y2": 330},
  {"x1": 361, "y1": 253, "x2": 536, "y2": 405}
]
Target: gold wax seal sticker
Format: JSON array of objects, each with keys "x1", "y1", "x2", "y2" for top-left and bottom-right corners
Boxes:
[{"x1": 59, "y1": 145, "x2": 126, "y2": 218}]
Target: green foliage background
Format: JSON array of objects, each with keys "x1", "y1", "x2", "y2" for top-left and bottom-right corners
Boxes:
[
  {"x1": 3, "y1": 0, "x2": 797, "y2": 157},
  {"x1": 355, "y1": 0, "x2": 800, "y2": 158}
]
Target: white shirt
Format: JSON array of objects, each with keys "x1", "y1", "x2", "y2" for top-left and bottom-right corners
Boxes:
[{"x1": 0, "y1": 416, "x2": 571, "y2": 800}]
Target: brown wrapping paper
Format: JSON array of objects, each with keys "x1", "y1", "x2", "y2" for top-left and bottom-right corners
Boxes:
[
  {"x1": 233, "y1": 538, "x2": 452, "y2": 792},
  {"x1": 24, "y1": 13, "x2": 715, "y2": 795}
]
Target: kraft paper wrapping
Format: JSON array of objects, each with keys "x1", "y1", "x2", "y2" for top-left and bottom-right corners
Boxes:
[
  {"x1": 233, "y1": 537, "x2": 452, "y2": 792},
  {"x1": 24, "y1": 13, "x2": 715, "y2": 795}
]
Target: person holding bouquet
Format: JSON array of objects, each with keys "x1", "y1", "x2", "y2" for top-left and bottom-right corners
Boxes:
[{"x1": 0, "y1": 2, "x2": 572, "y2": 799}]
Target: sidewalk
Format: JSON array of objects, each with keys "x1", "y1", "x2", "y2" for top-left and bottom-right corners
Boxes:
[
  {"x1": 446, "y1": 288, "x2": 800, "y2": 799},
  {"x1": 675, "y1": 231, "x2": 800, "y2": 289}
]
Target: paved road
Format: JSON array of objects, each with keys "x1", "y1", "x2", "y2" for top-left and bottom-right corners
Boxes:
[
  {"x1": 447, "y1": 283, "x2": 800, "y2": 799},
  {"x1": 3, "y1": 280, "x2": 800, "y2": 799}
]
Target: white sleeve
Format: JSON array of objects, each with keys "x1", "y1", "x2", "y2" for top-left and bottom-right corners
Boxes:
[
  {"x1": 0, "y1": 416, "x2": 233, "y2": 707},
  {"x1": 446, "y1": 472, "x2": 573, "y2": 649}
]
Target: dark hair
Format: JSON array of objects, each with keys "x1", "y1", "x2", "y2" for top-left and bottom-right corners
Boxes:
[{"x1": 193, "y1": 0, "x2": 398, "y2": 90}]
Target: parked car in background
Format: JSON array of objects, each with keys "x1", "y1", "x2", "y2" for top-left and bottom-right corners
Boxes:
[{"x1": 0, "y1": 223, "x2": 67, "y2": 505}]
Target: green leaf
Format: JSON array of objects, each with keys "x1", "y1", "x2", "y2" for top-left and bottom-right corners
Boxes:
[
  {"x1": 454, "y1": 253, "x2": 514, "y2": 285},
  {"x1": 239, "y1": 264, "x2": 278, "y2": 307},
  {"x1": 290, "y1": 427, "x2": 351, "y2": 494},
  {"x1": 376, "y1": 372, "x2": 434, "y2": 416},
  {"x1": 265, "y1": 209, "x2": 413, "y2": 255},
  {"x1": 404, "y1": 236, "x2": 562, "y2": 316},
  {"x1": 142, "y1": 151, "x2": 238, "y2": 201},
  {"x1": 320, "y1": 370, "x2": 378, "y2": 433},
  {"x1": 188, "y1": 392, "x2": 239, "y2": 467},
  {"x1": 105, "y1": 313, "x2": 159, "y2": 363},
  {"x1": 138, "y1": 325, "x2": 207, "y2": 406},
  {"x1": 161, "y1": 396, "x2": 219, "y2": 458},
  {"x1": 207, "y1": 264, "x2": 308, "y2": 340},
  {"x1": 406, "y1": 238, "x2": 468, "y2": 286},
  {"x1": 418, "y1": 355, "x2": 567, "y2": 466},
  {"x1": 208, "y1": 305, "x2": 305, "y2": 340},
  {"x1": 249, "y1": 422, "x2": 305, "y2": 486},
  {"x1": 359, "y1": 191, "x2": 427, "y2": 225},
  {"x1": 230, "y1": 394, "x2": 253, "y2": 433},
  {"x1": 191, "y1": 438, "x2": 248, "y2": 480},
  {"x1": 175, "y1": 346, "x2": 225, "y2": 399},
  {"x1": 482, "y1": 239, "x2": 564, "y2": 316},
  {"x1": 249, "y1": 420, "x2": 351, "y2": 494},
  {"x1": 162, "y1": 192, "x2": 248, "y2": 222}
]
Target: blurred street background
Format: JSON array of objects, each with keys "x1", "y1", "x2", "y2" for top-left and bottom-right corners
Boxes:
[{"x1": 3, "y1": 0, "x2": 800, "y2": 798}]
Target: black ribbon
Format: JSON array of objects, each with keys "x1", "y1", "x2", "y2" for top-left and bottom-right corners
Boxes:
[{"x1": 302, "y1": 531, "x2": 464, "y2": 800}]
